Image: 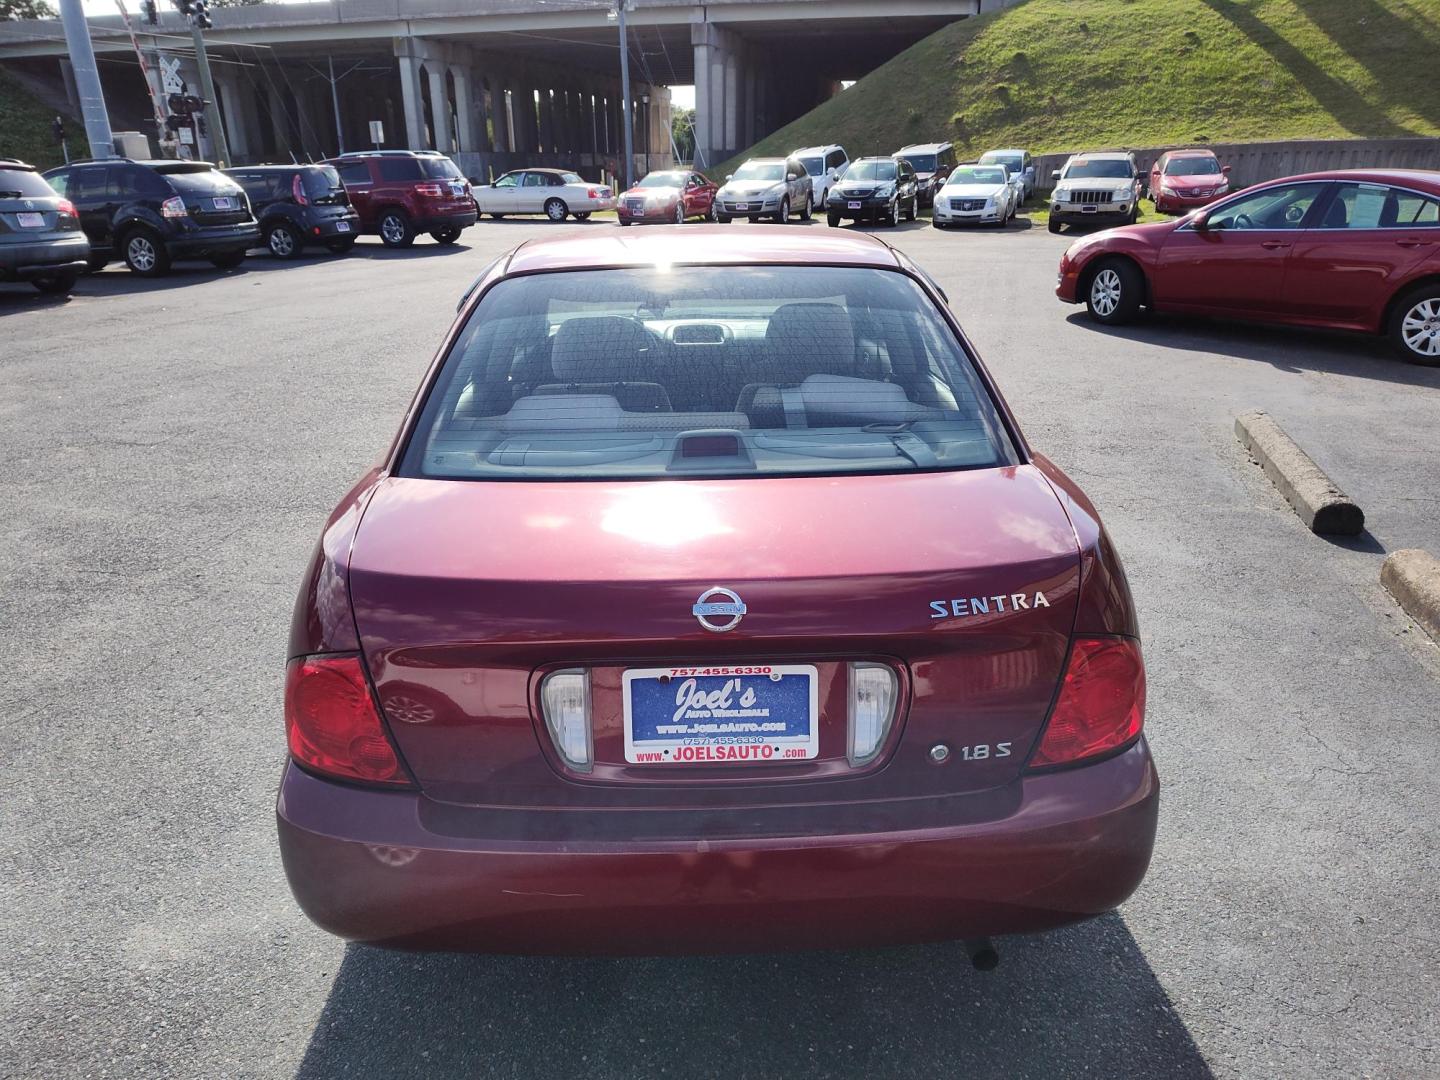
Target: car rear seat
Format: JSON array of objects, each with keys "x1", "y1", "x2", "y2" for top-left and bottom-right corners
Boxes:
[{"x1": 536, "y1": 315, "x2": 672, "y2": 412}]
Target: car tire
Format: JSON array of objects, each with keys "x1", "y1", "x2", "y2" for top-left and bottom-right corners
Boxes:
[
  {"x1": 1048, "y1": 216, "x2": 1062, "y2": 234},
  {"x1": 544, "y1": 198, "x2": 568, "y2": 222},
  {"x1": 265, "y1": 221, "x2": 303, "y2": 260},
  {"x1": 122, "y1": 228, "x2": 170, "y2": 276},
  {"x1": 378, "y1": 210, "x2": 415, "y2": 248},
  {"x1": 1128, "y1": 204, "x2": 1140, "y2": 225},
  {"x1": 619, "y1": 218, "x2": 633, "y2": 227},
  {"x1": 1084, "y1": 259, "x2": 1144, "y2": 325},
  {"x1": 800, "y1": 194, "x2": 813, "y2": 221},
  {"x1": 1388, "y1": 284, "x2": 1440, "y2": 366},
  {"x1": 430, "y1": 226, "x2": 462, "y2": 244},
  {"x1": 827, "y1": 212, "x2": 842, "y2": 228},
  {"x1": 674, "y1": 201, "x2": 686, "y2": 225},
  {"x1": 489, "y1": 213, "x2": 506, "y2": 220},
  {"x1": 210, "y1": 249, "x2": 246, "y2": 270},
  {"x1": 776, "y1": 198, "x2": 790, "y2": 224},
  {"x1": 32, "y1": 268, "x2": 79, "y2": 295},
  {"x1": 904, "y1": 197, "x2": 917, "y2": 222},
  {"x1": 887, "y1": 200, "x2": 900, "y2": 227},
  {"x1": 325, "y1": 238, "x2": 356, "y2": 254},
  {"x1": 932, "y1": 220, "x2": 946, "y2": 229},
  {"x1": 707, "y1": 202, "x2": 718, "y2": 222}
]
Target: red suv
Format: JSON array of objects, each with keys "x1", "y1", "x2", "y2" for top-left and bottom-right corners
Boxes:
[{"x1": 325, "y1": 150, "x2": 477, "y2": 248}]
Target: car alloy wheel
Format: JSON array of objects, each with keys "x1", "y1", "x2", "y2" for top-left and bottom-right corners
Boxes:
[
  {"x1": 267, "y1": 223, "x2": 298, "y2": 259},
  {"x1": 674, "y1": 201, "x2": 685, "y2": 224},
  {"x1": 380, "y1": 212, "x2": 413, "y2": 247},
  {"x1": 125, "y1": 232, "x2": 164, "y2": 275},
  {"x1": 545, "y1": 198, "x2": 567, "y2": 222},
  {"x1": 1090, "y1": 268, "x2": 1123, "y2": 318},
  {"x1": 1399, "y1": 297, "x2": 1440, "y2": 361},
  {"x1": 778, "y1": 198, "x2": 789, "y2": 224}
]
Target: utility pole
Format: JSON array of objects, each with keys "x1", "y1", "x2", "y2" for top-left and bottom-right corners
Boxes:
[
  {"x1": 57, "y1": 0, "x2": 114, "y2": 158},
  {"x1": 612, "y1": 1, "x2": 634, "y2": 189},
  {"x1": 328, "y1": 56, "x2": 344, "y2": 154},
  {"x1": 189, "y1": 16, "x2": 231, "y2": 164}
]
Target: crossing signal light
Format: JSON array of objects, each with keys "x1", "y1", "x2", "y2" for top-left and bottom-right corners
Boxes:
[
  {"x1": 174, "y1": 0, "x2": 196, "y2": 14},
  {"x1": 141, "y1": 0, "x2": 157, "y2": 24},
  {"x1": 192, "y1": 0, "x2": 211, "y2": 29}
]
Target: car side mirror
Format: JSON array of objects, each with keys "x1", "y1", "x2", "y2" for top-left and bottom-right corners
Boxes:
[
  {"x1": 1222, "y1": 165, "x2": 1232, "y2": 175},
  {"x1": 726, "y1": 173, "x2": 733, "y2": 181},
  {"x1": 1192, "y1": 212, "x2": 1210, "y2": 231},
  {"x1": 1051, "y1": 169, "x2": 1062, "y2": 180}
]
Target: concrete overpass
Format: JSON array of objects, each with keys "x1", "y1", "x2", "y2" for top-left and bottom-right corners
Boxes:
[{"x1": 0, "y1": 0, "x2": 996, "y2": 177}]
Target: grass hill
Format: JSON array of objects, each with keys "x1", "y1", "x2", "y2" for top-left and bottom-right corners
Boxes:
[
  {"x1": 0, "y1": 68, "x2": 88, "y2": 170},
  {"x1": 711, "y1": 0, "x2": 1440, "y2": 178}
]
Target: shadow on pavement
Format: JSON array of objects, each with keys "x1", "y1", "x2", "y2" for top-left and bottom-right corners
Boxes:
[
  {"x1": 1064, "y1": 311, "x2": 1440, "y2": 390},
  {"x1": 293, "y1": 914, "x2": 1211, "y2": 1080}
]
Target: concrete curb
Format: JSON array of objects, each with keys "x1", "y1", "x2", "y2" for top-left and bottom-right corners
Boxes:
[
  {"x1": 1234, "y1": 411, "x2": 1365, "y2": 536},
  {"x1": 1382, "y1": 549, "x2": 1440, "y2": 645}
]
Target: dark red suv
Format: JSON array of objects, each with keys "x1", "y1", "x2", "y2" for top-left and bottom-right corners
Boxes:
[{"x1": 324, "y1": 150, "x2": 477, "y2": 248}]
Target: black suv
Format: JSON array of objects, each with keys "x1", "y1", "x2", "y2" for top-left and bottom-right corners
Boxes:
[
  {"x1": 1, "y1": 157, "x2": 89, "y2": 294},
  {"x1": 43, "y1": 158, "x2": 259, "y2": 276},
  {"x1": 224, "y1": 164, "x2": 360, "y2": 259}
]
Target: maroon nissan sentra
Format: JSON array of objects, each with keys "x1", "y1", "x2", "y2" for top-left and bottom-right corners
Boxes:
[{"x1": 278, "y1": 225, "x2": 1158, "y2": 958}]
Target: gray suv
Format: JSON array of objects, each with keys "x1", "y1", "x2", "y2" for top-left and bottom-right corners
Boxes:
[
  {"x1": 0, "y1": 157, "x2": 89, "y2": 294},
  {"x1": 1048, "y1": 151, "x2": 1143, "y2": 232},
  {"x1": 715, "y1": 157, "x2": 813, "y2": 223}
]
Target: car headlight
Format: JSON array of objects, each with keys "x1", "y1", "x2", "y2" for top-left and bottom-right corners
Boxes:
[
  {"x1": 1053, "y1": 189, "x2": 1070, "y2": 203},
  {"x1": 876, "y1": 184, "x2": 895, "y2": 198}
]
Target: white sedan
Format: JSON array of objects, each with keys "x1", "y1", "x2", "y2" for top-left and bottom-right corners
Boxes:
[
  {"x1": 475, "y1": 168, "x2": 616, "y2": 222},
  {"x1": 932, "y1": 164, "x2": 1020, "y2": 228}
]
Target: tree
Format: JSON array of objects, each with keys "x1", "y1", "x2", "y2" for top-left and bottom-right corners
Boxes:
[
  {"x1": 671, "y1": 106, "x2": 695, "y2": 164},
  {"x1": 2, "y1": 0, "x2": 56, "y2": 19}
]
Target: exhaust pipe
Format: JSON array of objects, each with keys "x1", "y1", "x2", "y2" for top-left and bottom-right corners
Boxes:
[{"x1": 964, "y1": 938, "x2": 999, "y2": 971}]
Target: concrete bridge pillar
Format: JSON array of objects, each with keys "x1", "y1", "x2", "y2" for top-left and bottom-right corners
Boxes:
[
  {"x1": 692, "y1": 21, "x2": 743, "y2": 170},
  {"x1": 213, "y1": 74, "x2": 250, "y2": 162},
  {"x1": 395, "y1": 43, "x2": 427, "y2": 151},
  {"x1": 427, "y1": 64, "x2": 452, "y2": 152}
]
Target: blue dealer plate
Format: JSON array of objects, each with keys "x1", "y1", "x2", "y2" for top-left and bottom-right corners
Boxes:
[{"x1": 623, "y1": 664, "x2": 819, "y2": 765}]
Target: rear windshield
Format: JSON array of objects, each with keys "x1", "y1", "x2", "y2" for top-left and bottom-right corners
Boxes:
[
  {"x1": 846, "y1": 160, "x2": 898, "y2": 182},
  {"x1": 422, "y1": 157, "x2": 463, "y2": 180},
  {"x1": 303, "y1": 165, "x2": 344, "y2": 199},
  {"x1": 402, "y1": 266, "x2": 1016, "y2": 481},
  {"x1": 1164, "y1": 156, "x2": 1221, "y2": 175},
  {"x1": 156, "y1": 166, "x2": 242, "y2": 195},
  {"x1": 1064, "y1": 158, "x2": 1133, "y2": 179},
  {"x1": 0, "y1": 168, "x2": 59, "y2": 198}
]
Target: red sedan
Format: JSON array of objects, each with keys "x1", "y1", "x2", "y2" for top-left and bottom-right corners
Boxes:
[
  {"x1": 1149, "y1": 148, "x2": 1232, "y2": 214},
  {"x1": 1057, "y1": 169, "x2": 1440, "y2": 365},
  {"x1": 617, "y1": 169, "x2": 717, "y2": 225},
  {"x1": 278, "y1": 226, "x2": 1158, "y2": 959}
]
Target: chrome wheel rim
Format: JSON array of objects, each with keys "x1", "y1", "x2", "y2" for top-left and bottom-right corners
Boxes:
[
  {"x1": 779, "y1": 199, "x2": 789, "y2": 223},
  {"x1": 381, "y1": 215, "x2": 406, "y2": 243},
  {"x1": 1091, "y1": 269, "x2": 1122, "y2": 317},
  {"x1": 675, "y1": 202, "x2": 685, "y2": 224},
  {"x1": 1401, "y1": 298, "x2": 1440, "y2": 356},
  {"x1": 546, "y1": 200, "x2": 565, "y2": 221},
  {"x1": 128, "y1": 236, "x2": 155, "y2": 271},
  {"x1": 269, "y1": 227, "x2": 294, "y2": 256}
]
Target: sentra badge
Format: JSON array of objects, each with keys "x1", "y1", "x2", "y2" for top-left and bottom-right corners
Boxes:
[{"x1": 929, "y1": 592, "x2": 1050, "y2": 619}]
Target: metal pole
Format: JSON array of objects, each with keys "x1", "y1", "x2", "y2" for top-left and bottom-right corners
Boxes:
[
  {"x1": 328, "y1": 55, "x2": 345, "y2": 155},
  {"x1": 190, "y1": 22, "x2": 231, "y2": 165},
  {"x1": 57, "y1": 0, "x2": 114, "y2": 158},
  {"x1": 617, "y1": 2, "x2": 633, "y2": 190}
]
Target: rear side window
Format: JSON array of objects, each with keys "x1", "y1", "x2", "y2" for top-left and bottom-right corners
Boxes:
[
  {"x1": 0, "y1": 168, "x2": 60, "y2": 198},
  {"x1": 378, "y1": 157, "x2": 423, "y2": 182},
  {"x1": 125, "y1": 167, "x2": 172, "y2": 197},
  {"x1": 1327, "y1": 183, "x2": 1440, "y2": 228},
  {"x1": 69, "y1": 167, "x2": 109, "y2": 202},
  {"x1": 402, "y1": 266, "x2": 1017, "y2": 481}
]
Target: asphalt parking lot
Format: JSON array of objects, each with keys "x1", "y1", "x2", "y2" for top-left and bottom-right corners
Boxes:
[{"x1": 3, "y1": 217, "x2": 1438, "y2": 1080}]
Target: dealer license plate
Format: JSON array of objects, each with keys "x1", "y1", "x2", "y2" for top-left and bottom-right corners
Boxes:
[
  {"x1": 335, "y1": 221, "x2": 350, "y2": 232},
  {"x1": 848, "y1": 201, "x2": 862, "y2": 210},
  {"x1": 1081, "y1": 204, "x2": 1098, "y2": 213},
  {"x1": 212, "y1": 196, "x2": 235, "y2": 210},
  {"x1": 733, "y1": 203, "x2": 750, "y2": 211},
  {"x1": 16, "y1": 212, "x2": 45, "y2": 228},
  {"x1": 623, "y1": 664, "x2": 819, "y2": 765}
]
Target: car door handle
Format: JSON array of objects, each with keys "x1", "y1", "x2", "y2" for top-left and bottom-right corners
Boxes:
[
  {"x1": 1260, "y1": 240, "x2": 1291, "y2": 250},
  {"x1": 1395, "y1": 239, "x2": 1435, "y2": 248}
]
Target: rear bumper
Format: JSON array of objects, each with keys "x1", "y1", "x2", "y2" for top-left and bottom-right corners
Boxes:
[
  {"x1": 168, "y1": 223, "x2": 260, "y2": 257},
  {"x1": 0, "y1": 234, "x2": 90, "y2": 278},
  {"x1": 277, "y1": 739, "x2": 1159, "y2": 954},
  {"x1": 412, "y1": 207, "x2": 479, "y2": 231}
]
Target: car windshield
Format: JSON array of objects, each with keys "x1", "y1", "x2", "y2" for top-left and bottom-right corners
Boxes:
[
  {"x1": 800, "y1": 157, "x2": 823, "y2": 176},
  {"x1": 637, "y1": 172, "x2": 684, "y2": 188},
  {"x1": 846, "y1": 161, "x2": 898, "y2": 182},
  {"x1": 1064, "y1": 159, "x2": 1133, "y2": 179},
  {"x1": 949, "y1": 167, "x2": 1007, "y2": 185},
  {"x1": 1164, "y1": 156, "x2": 1221, "y2": 175},
  {"x1": 733, "y1": 162, "x2": 785, "y2": 182},
  {"x1": 901, "y1": 154, "x2": 937, "y2": 172},
  {"x1": 403, "y1": 266, "x2": 1016, "y2": 481},
  {"x1": 155, "y1": 165, "x2": 242, "y2": 195},
  {"x1": 420, "y1": 157, "x2": 463, "y2": 180},
  {"x1": 0, "y1": 168, "x2": 59, "y2": 198},
  {"x1": 981, "y1": 153, "x2": 1023, "y2": 172}
]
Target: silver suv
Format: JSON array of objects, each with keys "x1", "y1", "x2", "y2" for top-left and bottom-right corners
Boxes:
[
  {"x1": 715, "y1": 156, "x2": 813, "y2": 223},
  {"x1": 1048, "y1": 151, "x2": 1143, "y2": 232}
]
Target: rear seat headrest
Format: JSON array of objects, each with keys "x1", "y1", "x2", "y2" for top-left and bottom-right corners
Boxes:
[{"x1": 550, "y1": 315, "x2": 652, "y2": 383}]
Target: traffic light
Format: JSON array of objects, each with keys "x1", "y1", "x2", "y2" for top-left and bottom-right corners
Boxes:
[
  {"x1": 193, "y1": 0, "x2": 211, "y2": 29},
  {"x1": 174, "y1": 0, "x2": 196, "y2": 14},
  {"x1": 141, "y1": 0, "x2": 157, "y2": 24}
]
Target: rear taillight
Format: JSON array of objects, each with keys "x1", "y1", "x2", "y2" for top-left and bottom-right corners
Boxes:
[
  {"x1": 415, "y1": 182, "x2": 445, "y2": 198},
  {"x1": 291, "y1": 174, "x2": 309, "y2": 206},
  {"x1": 1028, "y1": 637, "x2": 1145, "y2": 770},
  {"x1": 540, "y1": 669, "x2": 592, "y2": 771},
  {"x1": 284, "y1": 654, "x2": 410, "y2": 786},
  {"x1": 161, "y1": 196, "x2": 187, "y2": 218},
  {"x1": 587, "y1": 188, "x2": 605, "y2": 200},
  {"x1": 848, "y1": 662, "x2": 898, "y2": 766},
  {"x1": 56, "y1": 198, "x2": 76, "y2": 218}
]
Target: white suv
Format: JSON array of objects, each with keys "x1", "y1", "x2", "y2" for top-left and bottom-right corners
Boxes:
[{"x1": 792, "y1": 145, "x2": 849, "y2": 208}]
